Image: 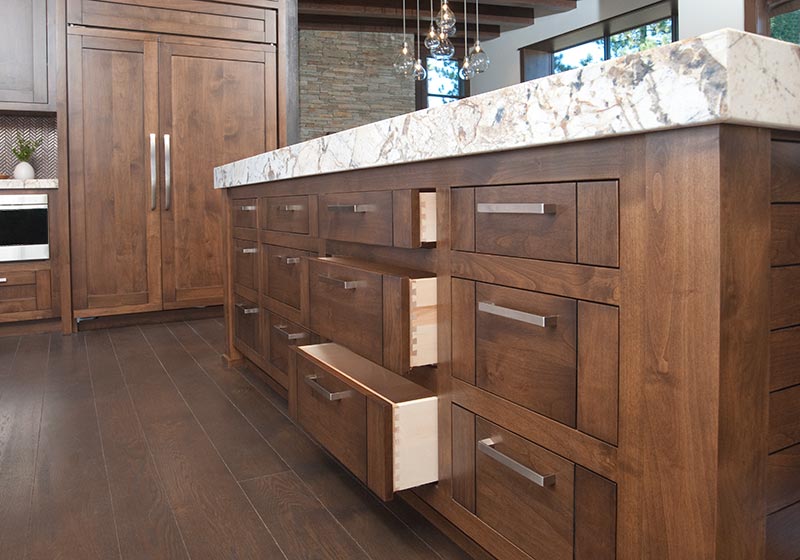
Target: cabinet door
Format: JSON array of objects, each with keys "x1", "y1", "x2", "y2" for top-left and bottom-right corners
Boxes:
[
  {"x1": 0, "y1": 0, "x2": 54, "y2": 111},
  {"x1": 159, "y1": 40, "x2": 277, "y2": 309},
  {"x1": 68, "y1": 34, "x2": 163, "y2": 317}
]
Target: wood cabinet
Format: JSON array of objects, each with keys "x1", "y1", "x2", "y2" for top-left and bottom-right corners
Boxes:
[
  {"x1": 69, "y1": 29, "x2": 277, "y2": 319},
  {"x1": 223, "y1": 125, "x2": 800, "y2": 560},
  {"x1": 0, "y1": 0, "x2": 55, "y2": 112}
]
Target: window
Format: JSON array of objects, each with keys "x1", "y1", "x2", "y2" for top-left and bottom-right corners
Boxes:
[
  {"x1": 522, "y1": 1, "x2": 677, "y2": 81},
  {"x1": 422, "y1": 57, "x2": 465, "y2": 108},
  {"x1": 768, "y1": 0, "x2": 800, "y2": 44}
]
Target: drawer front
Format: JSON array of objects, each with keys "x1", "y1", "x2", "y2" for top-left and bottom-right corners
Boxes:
[
  {"x1": 319, "y1": 191, "x2": 393, "y2": 246},
  {"x1": 233, "y1": 198, "x2": 258, "y2": 229},
  {"x1": 233, "y1": 239, "x2": 259, "y2": 292},
  {"x1": 265, "y1": 245, "x2": 310, "y2": 309},
  {"x1": 266, "y1": 312, "x2": 316, "y2": 386},
  {"x1": 309, "y1": 259, "x2": 384, "y2": 364},
  {"x1": 73, "y1": 0, "x2": 277, "y2": 44},
  {"x1": 0, "y1": 271, "x2": 40, "y2": 314},
  {"x1": 474, "y1": 183, "x2": 577, "y2": 262},
  {"x1": 262, "y1": 195, "x2": 310, "y2": 234},
  {"x1": 234, "y1": 296, "x2": 260, "y2": 354},
  {"x1": 474, "y1": 282, "x2": 577, "y2": 427},
  {"x1": 476, "y1": 417, "x2": 576, "y2": 560},
  {"x1": 296, "y1": 355, "x2": 368, "y2": 481}
]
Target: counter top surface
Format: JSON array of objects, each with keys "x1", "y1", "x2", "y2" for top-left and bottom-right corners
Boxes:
[
  {"x1": 0, "y1": 179, "x2": 58, "y2": 190},
  {"x1": 215, "y1": 29, "x2": 800, "y2": 189}
]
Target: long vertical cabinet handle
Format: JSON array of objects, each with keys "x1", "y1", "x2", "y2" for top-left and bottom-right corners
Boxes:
[
  {"x1": 149, "y1": 133, "x2": 157, "y2": 210},
  {"x1": 164, "y1": 134, "x2": 172, "y2": 211}
]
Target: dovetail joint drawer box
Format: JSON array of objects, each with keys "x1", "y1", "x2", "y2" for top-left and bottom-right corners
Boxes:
[
  {"x1": 222, "y1": 125, "x2": 800, "y2": 560},
  {"x1": 290, "y1": 343, "x2": 438, "y2": 501}
]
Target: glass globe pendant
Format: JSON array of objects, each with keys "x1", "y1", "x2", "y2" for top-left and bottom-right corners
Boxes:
[
  {"x1": 394, "y1": 41, "x2": 415, "y2": 76},
  {"x1": 431, "y1": 31, "x2": 454, "y2": 60},
  {"x1": 468, "y1": 0, "x2": 490, "y2": 74},
  {"x1": 424, "y1": 0, "x2": 439, "y2": 51},
  {"x1": 459, "y1": 0, "x2": 475, "y2": 80},
  {"x1": 394, "y1": 0, "x2": 415, "y2": 76},
  {"x1": 436, "y1": 0, "x2": 456, "y2": 36}
]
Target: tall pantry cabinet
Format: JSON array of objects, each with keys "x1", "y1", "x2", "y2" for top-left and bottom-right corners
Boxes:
[{"x1": 66, "y1": 0, "x2": 280, "y2": 321}]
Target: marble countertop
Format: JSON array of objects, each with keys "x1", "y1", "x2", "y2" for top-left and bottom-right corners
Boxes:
[
  {"x1": 215, "y1": 29, "x2": 800, "y2": 189},
  {"x1": 0, "y1": 178, "x2": 58, "y2": 190}
]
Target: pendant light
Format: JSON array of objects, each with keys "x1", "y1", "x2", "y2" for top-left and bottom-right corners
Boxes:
[
  {"x1": 459, "y1": 0, "x2": 475, "y2": 80},
  {"x1": 412, "y1": 0, "x2": 428, "y2": 81},
  {"x1": 424, "y1": 0, "x2": 439, "y2": 51},
  {"x1": 436, "y1": 0, "x2": 456, "y2": 36},
  {"x1": 468, "y1": 0, "x2": 490, "y2": 73},
  {"x1": 394, "y1": 0, "x2": 415, "y2": 76}
]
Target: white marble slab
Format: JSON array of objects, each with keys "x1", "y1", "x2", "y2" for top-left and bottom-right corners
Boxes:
[
  {"x1": 215, "y1": 29, "x2": 800, "y2": 188},
  {"x1": 0, "y1": 179, "x2": 58, "y2": 190}
]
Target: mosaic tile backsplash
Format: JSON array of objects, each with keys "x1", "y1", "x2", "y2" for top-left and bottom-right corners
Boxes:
[{"x1": 0, "y1": 115, "x2": 58, "y2": 179}]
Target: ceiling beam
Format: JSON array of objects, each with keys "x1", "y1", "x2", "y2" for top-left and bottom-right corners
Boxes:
[
  {"x1": 299, "y1": 15, "x2": 502, "y2": 40},
  {"x1": 298, "y1": 1, "x2": 535, "y2": 30}
]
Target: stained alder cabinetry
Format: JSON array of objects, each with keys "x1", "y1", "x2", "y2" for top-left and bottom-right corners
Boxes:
[
  {"x1": 68, "y1": 30, "x2": 277, "y2": 319},
  {"x1": 0, "y1": 0, "x2": 55, "y2": 112}
]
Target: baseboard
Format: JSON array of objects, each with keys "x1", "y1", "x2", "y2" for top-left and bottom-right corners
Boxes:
[
  {"x1": 0, "y1": 318, "x2": 62, "y2": 337},
  {"x1": 76, "y1": 306, "x2": 223, "y2": 331}
]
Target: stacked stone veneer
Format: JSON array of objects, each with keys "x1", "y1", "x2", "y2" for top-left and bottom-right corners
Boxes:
[{"x1": 299, "y1": 30, "x2": 416, "y2": 142}]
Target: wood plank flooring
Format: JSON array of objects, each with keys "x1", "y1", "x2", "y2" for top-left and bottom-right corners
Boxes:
[{"x1": 0, "y1": 319, "x2": 474, "y2": 560}]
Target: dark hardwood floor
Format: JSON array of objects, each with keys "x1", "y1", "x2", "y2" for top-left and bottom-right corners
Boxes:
[{"x1": 0, "y1": 319, "x2": 473, "y2": 560}]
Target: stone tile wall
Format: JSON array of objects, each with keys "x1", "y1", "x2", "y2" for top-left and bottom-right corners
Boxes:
[{"x1": 299, "y1": 30, "x2": 416, "y2": 142}]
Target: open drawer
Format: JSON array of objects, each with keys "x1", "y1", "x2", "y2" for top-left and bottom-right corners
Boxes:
[
  {"x1": 290, "y1": 343, "x2": 438, "y2": 501},
  {"x1": 319, "y1": 190, "x2": 437, "y2": 248},
  {"x1": 308, "y1": 256, "x2": 437, "y2": 374}
]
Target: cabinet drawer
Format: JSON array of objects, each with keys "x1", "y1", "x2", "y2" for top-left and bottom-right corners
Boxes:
[
  {"x1": 452, "y1": 182, "x2": 619, "y2": 266},
  {"x1": 320, "y1": 191, "x2": 393, "y2": 246},
  {"x1": 234, "y1": 296, "x2": 260, "y2": 354},
  {"x1": 0, "y1": 269, "x2": 52, "y2": 317},
  {"x1": 264, "y1": 245, "x2": 311, "y2": 309},
  {"x1": 308, "y1": 257, "x2": 437, "y2": 374},
  {"x1": 70, "y1": 0, "x2": 277, "y2": 44},
  {"x1": 292, "y1": 343, "x2": 438, "y2": 500},
  {"x1": 232, "y1": 198, "x2": 258, "y2": 229},
  {"x1": 452, "y1": 408, "x2": 617, "y2": 560},
  {"x1": 233, "y1": 239, "x2": 258, "y2": 293},
  {"x1": 319, "y1": 190, "x2": 437, "y2": 248},
  {"x1": 261, "y1": 195, "x2": 310, "y2": 234},
  {"x1": 453, "y1": 279, "x2": 620, "y2": 440},
  {"x1": 264, "y1": 311, "x2": 317, "y2": 389},
  {"x1": 296, "y1": 349, "x2": 368, "y2": 481}
]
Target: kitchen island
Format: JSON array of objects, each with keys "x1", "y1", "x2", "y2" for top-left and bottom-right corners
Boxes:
[{"x1": 216, "y1": 29, "x2": 800, "y2": 560}]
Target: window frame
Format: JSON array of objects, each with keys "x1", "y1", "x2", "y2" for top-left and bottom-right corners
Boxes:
[
  {"x1": 416, "y1": 53, "x2": 469, "y2": 110},
  {"x1": 520, "y1": 0, "x2": 679, "y2": 82}
]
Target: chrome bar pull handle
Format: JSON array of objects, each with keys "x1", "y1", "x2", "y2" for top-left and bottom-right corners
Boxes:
[
  {"x1": 240, "y1": 247, "x2": 258, "y2": 255},
  {"x1": 478, "y1": 438, "x2": 556, "y2": 488},
  {"x1": 235, "y1": 303, "x2": 259, "y2": 315},
  {"x1": 149, "y1": 133, "x2": 157, "y2": 211},
  {"x1": 0, "y1": 278, "x2": 7, "y2": 284},
  {"x1": 327, "y1": 204, "x2": 374, "y2": 213},
  {"x1": 318, "y1": 275, "x2": 364, "y2": 290},
  {"x1": 276, "y1": 204, "x2": 304, "y2": 212},
  {"x1": 478, "y1": 301, "x2": 557, "y2": 328},
  {"x1": 239, "y1": 205, "x2": 257, "y2": 212},
  {"x1": 164, "y1": 134, "x2": 172, "y2": 211},
  {"x1": 305, "y1": 375, "x2": 353, "y2": 401},
  {"x1": 477, "y1": 203, "x2": 557, "y2": 215},
  {"x1": 274, "y1": 256, "x2": 301, "y2": 265},
  {"x1": 273, "y1": 325, "x2": 308, "y2": 341}
]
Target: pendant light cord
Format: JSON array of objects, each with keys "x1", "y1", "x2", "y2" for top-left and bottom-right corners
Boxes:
[
  {"x1": 475, "y1": 0, "x2": 480, "y2": 42},
  {"x1": 402, "y1": 0, "x2": 407, "y2": 42},
  {"x1": 417, "y1": 0, "x2": 421, "y2": 56},
  {"x1": 464, "y1": 0, "x2": 468, "y2": 55}
]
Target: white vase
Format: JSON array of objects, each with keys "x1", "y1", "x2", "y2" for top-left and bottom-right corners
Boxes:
[{"x1": 13, "y1": 161, "x2": 35, "y2": 181}]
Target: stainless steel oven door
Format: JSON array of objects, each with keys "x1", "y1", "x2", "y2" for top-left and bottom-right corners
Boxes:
[{"x1": 0, "y1": 194, "x2": 50, "y2": 262}]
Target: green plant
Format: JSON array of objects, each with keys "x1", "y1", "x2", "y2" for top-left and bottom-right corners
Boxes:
[{"x1": 11, "y1": 135, "x2": 43, "y2": 163}]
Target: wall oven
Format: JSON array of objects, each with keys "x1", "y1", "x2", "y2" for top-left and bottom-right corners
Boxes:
[{"x1": 0, "y1": 194, "x2": 49, "y2": 262}]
